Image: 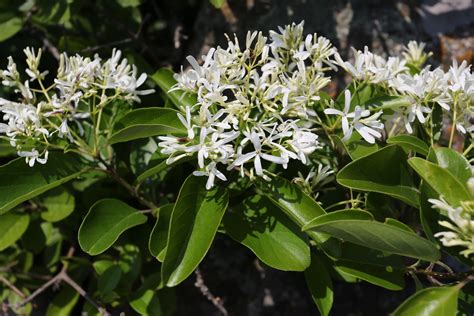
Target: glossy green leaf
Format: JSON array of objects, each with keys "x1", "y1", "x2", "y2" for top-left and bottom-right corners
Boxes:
[
  {"x1": 335, "y1": 260, "x2": 404, "y2": 290},
  {"x1": 0, "y1": 153, "x2": 85, "y2": 214},
  {"x1": 331, "y1": 134, "x2": 379, "y2": 160},
  {"x1": 393, "y1": 285, "x2": 461, "y2": 316},
  {"x1": 161, "y1": 175, "x2": 228, "y2": 287},
  {"x1": 0, "y1": 213, "x2": 30, "y2": 251},
  {"x1": 0, "y1": 17, "x2": 23, "y2": 42},
  {"x1": 109, "y1": 107, "x2": 186, "y2": 144},
  {"x1": 337, "y1": 145, "x2": 419, "y2": 207},
  {"x1": 149, "y1": 204, "x2": 174, "y2": 261},
  {"x1": 303, "y1": 211, "x2": 440, "y2": 262},
  {"x1": 387, "y1": 135, "x2": 429, "y2": 156},
  {"x1": 223, "y1": 195, "x2": 310, "y2": 271},
  {"x1": 366, "y1": 95, "x2": 412, "y2": 110},
  {"x1": 430, "y1": 147, "x2": 471, "y2": 184},
  {"x1": 305, "y1": 253, "x2": 333, "y2": 316},
  {"x1": 258, "y1": 175, "x2": 326, "y2": 242},
  {"x1": 78, "y1": 199, "x2": 147, "y2": 255},
  {"x1": 409, "y1": 157, "x2": 471, "y2": 206},
  {"x1": 46, "y1": 285, "x2": 80, "y2": 316},
  {"x1": 130, "y1": 273, "x2": 176, "y2": 316},
  {"x1": 41, "y1": 187, "x2": 75, "y2": 222},
  {"x1": 151, "y1": 68, "x2": 197, "y2": 109}
]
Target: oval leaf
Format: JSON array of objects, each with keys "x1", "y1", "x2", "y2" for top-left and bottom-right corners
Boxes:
[
  {"x1": 78, "y1": 199, "x2": 147, "y2": 255},
  {"x1": 223, "y1": 195, "x2": 310, "y2": 271},
  {"x1": 337, "y1": 145, "x2": 419, "y2": 207},
  {"x1": 393, "y1": 285, "x2": 461, "y2": 316},
  {"x1": 0, "y1": 213, "x2": 30, "y2": 251},
  {"x1": 109, "y1": 108, "x2": 186, "y2": 144},
  {"x1": 409, "y1": 157, "x2": 471, "y2": 206},
  {"x1": 0, "y1": 153, "x2": 85, "y2": 214},
  {"x1": 161, "y1": 175, "x2": 229, "y2": 287},
  {"x1": 387, "y1": 135, "x2": 429, "y2": 156},
  {"x1": 303, "y1": 213, "x2": 440, "y2": 262},
  {"x1": 41, "y1": 187, "x2": 75, "y2": 222},
  {"x1": 149, "y1": 204, "x2": 174, "y2": 261}
]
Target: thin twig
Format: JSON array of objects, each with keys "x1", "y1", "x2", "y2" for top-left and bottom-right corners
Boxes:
[
  {"x1": 98, "y1": 156, "x2": 157, "y2": 210},
  {"x1": 0, "y1": 276, "x2": 26, "y2": 299},
  {"x1": 42, "y1": 38, "x2": 60, "y2": 61},
  {"x1": 12, "y1": 247, "x2": 109, "y2": 315},
  {"x1": 194, "y1": 268, "x2": 228, "y2": 316}
]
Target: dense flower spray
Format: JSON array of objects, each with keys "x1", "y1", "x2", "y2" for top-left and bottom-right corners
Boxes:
[
  {"x1": 0, "y1": 48, "x2": 153, "y2": 166},
  {"x1": 159, "y1": 22, "x2": 473, "y2": 190},
  {"x1": 159, "y1": 22, "x2": 336, "y2": 189}
]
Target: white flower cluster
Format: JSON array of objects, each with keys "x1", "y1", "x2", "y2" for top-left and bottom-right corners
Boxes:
[
  {"x1": 324, "y1": 89, "x2": 384, "y2": 143},
  {"x1": 159, "y1": 22, "x2": 334, "y2": 189},
  {"x1": 0, "y1": 48, "x2": 153, "y2": 166},
  {"x1": 429, "y1": 194, "x2": 474, "y2": 258},
  {"x1": 338, "y1": 43, "x2": 474, "y2": 136}
]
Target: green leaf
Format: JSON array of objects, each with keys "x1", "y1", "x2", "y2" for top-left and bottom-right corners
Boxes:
[
  {"x1": 78, "y1": 199, "x2": 147, "y2": 255},
  {"x1": 223, "y1": 195, "x2": 310, "y2": 271},
  {"x1": 130, "y1": 273, "x2": 176, "y2": 316},
  {"x1": 409, "y1": 157, "x2": 471, "y2": 206},
  {"x1": 331, "y1": 133, "x2": 379, "y2": 160},
  {"x1": 109, "y1": 108, "x2": 186, "y2": 144},
  {"x1": 0, "y1": 152, "x2": 85, "y2": 214},
  {"x1": 303, "y1": 211, "x2": 440, "y2": 262},
  {"x1": 161, "y1": 175, "x2": 228, "y2": 287},
  {"x1": 387, "y1": 135, "x2": 429, "y2": 156},
  {"x1": 0, "y1": 213, "x2": 30, "y2": 251},
  {"x1": 41, "y1": 187, "x2": 75, "y2": 222},
  {"x1": 46, "y1": 285, "x2": 80, "y2": 316},
  {"x1": 337, "y1": 145, "x2": 419, "y2": 207},
  {"x1": 98, "y1": 264, "x2": 122, "y2": 295},
  {"x1": 116, "y1": 0, "x2": 141, "y2": 7},
  {"x1": 257, "y1": 175, "x2": 326, "y2": 243},
  {"x1": 393, "y1": 285, "x2": 461, "y2": 316},
  {"x1": 304, "y1": 253, "x2": 333, "y2": 316},
  {"x1": 151, "y1": 68, "x2": 197, "y2": 109},
  {"x1": 149, "y1": 204, "x2": 174, "y2": 261},
  {"x1": 430, "y1": 147, "x2": 471, "y2": 184},
  {"x1": 365, "y1": 95, "x2": 412, "y2": 110},
  {"x1": 136, "y1": 156, "x2": 192, "y2": 183},
  {"x1": 335, "y1": 260, "x2": 404, "y2": 290},
  {"x1": 210, "y1": 0, "x2": 226, "y2": 8},
  {"x1": 0, "y1": 17, "x2": 23, "y2": 42}
]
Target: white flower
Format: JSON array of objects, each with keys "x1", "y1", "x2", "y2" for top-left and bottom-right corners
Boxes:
[
  {"x1": 193, "y1": 162, "x2": 227, "y2": 190},
  {"x1": 232, "y1": 130, "x2": 287, "y2": 176},
  {"x1": 402, "y1": 41, "x2": 431, "y2": 67},
  {"x1": 177, "y1": 106, "x2": 195, "y2": 139},
  {"x1": 430, "y1": 197, "x2": 474, "y2": 258},
  {"x1": 324, "y1": 90, "x2": 384, "y2": 143},
  {"x1": 17, "y1": 149, "x2": 49, "y2": 167}
]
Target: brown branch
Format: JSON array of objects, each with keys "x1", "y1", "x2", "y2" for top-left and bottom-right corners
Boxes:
[
  {"x1": 11, "y1": 247, "x2": 109, "y2": 315},
  {"x1": 220, "y1": 1, "x2": 238, "y2": 25},
  {"x1": 98, "y1": 157, "x2": 157, "y2": 210},
  {"x1": 194, "y1": 268, "x2": 228, "y2": 316},
  {"x1": 42, "y1": 38, "x2": 60, "y2": 61},
  {"x1": 0, "y1": 276, "x2": 26, "y2": 299},
  {"x1": 409, "y1": 267, "x2": 474, "y2": 282}
]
